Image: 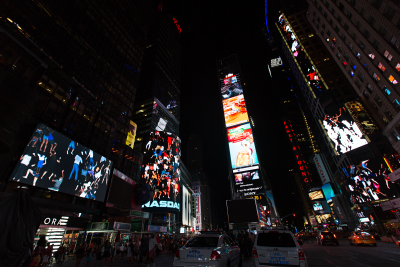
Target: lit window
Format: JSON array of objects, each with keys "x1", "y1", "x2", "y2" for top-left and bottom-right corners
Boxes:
[
  {"x1": 326, "y1": 38, "x2": 330, "y2": 42},
  {"x1": 357, "y1": 53, "x2": 361, "y2": 59},
  {"x1": 389, "y1": 75, "x2": 398, "y2": 84},
  {"x1": 378, "y1": 62, "x2": 386, "y2": 72},
  {"x1": 394, "y1": 99, "x2": 400, "y2": 110},
  {"x1": 396, "y1": 63, "x2": 400, "y2": 72},
  {"x1": 373, "y1": 73, "x2": 380, "y2": 81},
  {"x1": 367, "y1": 83, "x2": 373, "y2": 92},
  {"x1": 308, "y1": 33, "x2": 314, "y2": 38},
  {"x1": 364, "y1": 63, "x2": 370, "y2": 70},
  {"x1": 368, "y1": 53, "x2": 375, "y2": 59},
  {"x1": 393, "y1": 131, "x2": 400, "y2": 141},
  {"x1": 384, "y1": 50, "x2": 393, "y2": 61},
  {"x1": 353, "y1": 65, "x2": 357, "y2": 70},
  {"x1": 333, "y1": 37, "x2": 336, "y2": 43},
  {"x1": 343, "y1": 61, "x2": 348, "y2": 65},
  {"x1": 350, "y1": 71, "x2": 354, "y2": 76},
  {"x1": 385, "y1": 88, "x2": 391, "y2": 95}
]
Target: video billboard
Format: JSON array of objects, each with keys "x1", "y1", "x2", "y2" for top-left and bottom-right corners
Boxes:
[
  {"x1": 233, "y1": 170, "x2": 263, "y2": 197},
  {"x1": 221, "y1": 74, "x2": 243, "y2": 100},
  {"x1": 321, "y1": 183, "x2": 335, "y2": 203},
  {"x1": 309, "y1": 190, "x2": 324, "y2": 201},
  {"x1": 10, "y1": 124, "x2": 112, "y2": 202},
  {"x1": 321, "y1": 103, "x2": 368, "y2": 155},
  {"x1": 227, "y1": 123, "x2": 259, "y2": 169},
  {"x1": 182, "y1": 185, "x2": 192, "y2": 227},
  {"x1": 312, "y1": 201, "x2": 330, "y2": 214},
  {"x1": 223, "y1": 94, "x2": 249, "y2": 127},
  {"x1": 341, "y1": 158, "x2": 398, "y2": 205},
  {"x1": 141, "y1": 131, "x2": 181, "y2": 212},
  {"x1": 125, "y1": 121, "x2": 137, "y2": 149}
]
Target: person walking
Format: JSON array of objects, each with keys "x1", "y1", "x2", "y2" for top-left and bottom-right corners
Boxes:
[
  {"x1": 112, "y1": 239, "x2": 121, "y2": 266},
  {"x1": 75, "y1": 244, "x2": 85, "y2": 267},
  {"x1": 148, "y1": 234, "x2": 157, "y2": 266},
  {"x1": 85, "y1": 248, "x2": 92, "y2": 267},
  {"x1": 127, "y1": 239, "x2": 134, "y2": 265},
  {"x1": 102, "y1": 240, "x2": 112, "y2": 267}
]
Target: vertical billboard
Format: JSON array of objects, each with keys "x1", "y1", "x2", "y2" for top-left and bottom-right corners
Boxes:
[
  {"x1": 227, "y1": 123, "x2": 259, "y2": 169},
  {"x1": 126, "y1": 121, "x2": 137, "y2": 149},
  {"x1": 232, "y1": 168, "x2": 263, "y2": 197},
  {"x1": 182, "y1": 185, "x2": 192, "y2": 227},
  {"x1": 141, "y1": 131, "x2": 181, "y2": 212},
  {"x1": 321, "y1": 183, "x2": 335, "y2": 203},
  {"x1": 221, "y1": 74, "x2": 243, "y2": 100},
  {"x1": 313, "y1": 154, "x2": 330, "y2": 185},
  {"x1": 223, "y1": 94, "x2": 249, "y2": 127},
  {"x1": 10, "y1": 124, "x2": 112, "y2": 201},
  {"x1": 341, "y1": 158, "x2": 398, "y2": 204}
]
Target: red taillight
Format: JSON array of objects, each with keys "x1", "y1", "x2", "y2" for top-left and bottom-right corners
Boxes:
[
  {"x1": 210, "y1": 250, "x2": 221, "y2": 260},
  {"x1": 253, "y1": 247, "x2": 258, "y2": 258},
  {"x1": 298, "y1": 249, "x2": 305, "y2": 261},
  {"x1": 321, "y1": 235, "x2": 324, "y2": 239},
  {"x1": 175, "y1": 250, "x2": 180, "y2": 259},
  {"x1": 333, "y1": 234, "x2": 337, "y2": 238},
  {"x1": 371, "y1": 236, "x2": 374, "y2": 238}
]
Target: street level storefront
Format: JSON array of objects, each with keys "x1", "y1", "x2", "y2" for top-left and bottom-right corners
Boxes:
[{"x1": 86, "y1": 221, "x2": 132, "y2": 245}]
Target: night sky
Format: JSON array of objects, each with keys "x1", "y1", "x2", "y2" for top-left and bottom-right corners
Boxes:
[{"x1": 164, "y1": 1, "x2": 300, "y2": 227}]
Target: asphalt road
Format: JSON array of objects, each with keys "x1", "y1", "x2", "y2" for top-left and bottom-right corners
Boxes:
[{"x1": 300, "y1": 238, "x2": 400, "y2": 267}]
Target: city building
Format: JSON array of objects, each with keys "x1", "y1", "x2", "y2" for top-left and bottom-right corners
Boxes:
[
  {"x1": 308, "y1": 0, "x2": 400, "y2": 154},
  {"x1": 0, "y1": 0, "x2": 154, "y2": 249}
]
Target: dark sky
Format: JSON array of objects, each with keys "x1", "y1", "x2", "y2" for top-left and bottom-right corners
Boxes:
[{"x1": 164, "y1": 1, "x2": 300, "y2": 227}]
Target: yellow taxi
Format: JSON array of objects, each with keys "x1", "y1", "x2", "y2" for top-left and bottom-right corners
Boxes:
[{"x1": 348, "y1": 231, "x2": 377, "y2": 246}]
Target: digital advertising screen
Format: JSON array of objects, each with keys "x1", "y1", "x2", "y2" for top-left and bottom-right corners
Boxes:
[
  {"x1": 321, "y1": 103, "x2": 368, "y2": 155},
  {"x1": 141, "y1": 131, "x2": 181, "y2": 212},
  {"x1": 309, "y1": 190, "x2": 324, "y2": 201},
  {"x1": 278, "y1": 14, "x2": 327, "y2": 98},
  {"x1": 223, "y1": 94, "x2": 249, "y2": 128},
  {"x1": 125, "y1": 121, "x2": 137, "y2": 149},
  {"x1": 341, "y1": 158, "x2": 398, "y2": 205},
  {"x1": 312, "y1": 201, "x2": 330, "y2": 214},
  {"x1": 10, "y1": 124, "x2": 112, "y2": 202},
  {"x1": 322, "y1": 183, "x2": 335, "y2": 203},
  {"x1": 313, "y1": 202, "x2": 323, "y2": 211},
  {"x1": 227, "y1": 123, "x2": 259, "y2": 169},
  {"x1": 233, "y1": 170, "x2": 264, "y2": 197},
  {"x1": 315, "y1": 214, "x2": 332, "y2": 224},
  {"x1": 221, "y1": 74, "x2": 243, "y2": 100},
  {"x1": 182, "y1": 185, "x2": 192, "y2": 227}
]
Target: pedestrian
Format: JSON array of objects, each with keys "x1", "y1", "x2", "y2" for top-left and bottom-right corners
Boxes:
[
  {"x1": 85, "y1": 248, "x2": 92, "y2": 267},
  {"x1": 148, "y1": 234, "x2": 157, "y2": 266},
  {"x1": 30, "y1": 247, "x2": 41, "y2": 267},
  {"x1": 102, "y1": 240, "x2": 112, "y2": 267},
  {"x1": 127, "y1": 239, "x2": 134, "y2": 265},
  {"x1": 75, "y1": 244, "x2": 85, "y2": 267},
  {"x1": 57, "y1": 245, "x2": 66, "y2": 265},
  {"x1": 112, "y1": 239, "x2": 121, "y2": 266},
  {"x1": 42, "y1": 243, "x2": 53, "y2": 267}
]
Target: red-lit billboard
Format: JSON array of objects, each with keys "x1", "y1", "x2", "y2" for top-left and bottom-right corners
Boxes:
[
  {"x1": 227, "y1": 123, "x2": 259, "y2": 169},
  {"x1": 223, "y1": 94, "x2": 249, "y2": 127}
]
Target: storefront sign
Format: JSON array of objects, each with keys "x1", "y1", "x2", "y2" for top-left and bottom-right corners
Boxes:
[
  {"x1": 129, "y1": 210, "x2": 150, "y2": 219},
  {"x1": 91, "y1": 222, "x2": 109, "y2": 231},
  {"x1": 42, "y1": 215, "x2": 69, "y2": 226},
  {"x1": 113, "y1": 222, "x2": 131, "y2": 231},
  {"x1": 148, "y1": 225, "x2": 167, "y2": 232},
  {"x1": 313, "y1": 154, "x2": 330, "y2": 185}
]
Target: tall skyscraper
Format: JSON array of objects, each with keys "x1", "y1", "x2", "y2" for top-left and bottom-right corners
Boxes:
[
  {"x1": 308, "y1": 1, "x2": 400, "y2": 154},
  {"x1": 0, "y1": 0, "x2": 154, "y2": 248}
]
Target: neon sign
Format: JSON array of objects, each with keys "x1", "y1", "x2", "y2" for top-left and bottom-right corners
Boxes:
[
  {"x1": 284, "y1": 120, "x2": 312, "y2": 183},
  {"x1": 173, "y1": 17, "x2": 182, "y2": 33}
]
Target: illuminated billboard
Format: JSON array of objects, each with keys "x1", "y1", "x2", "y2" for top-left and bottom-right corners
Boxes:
[
  {"x1": 313, "y1": 202, "x2": 323, "y2": 211},
  {"x1": 345, "y1": 101, "x2": 377, "y2": 138},
  {"x1": 182, "y1": 185, "x2": 192, "y2": 227},
  {"x1": 141, "y1": 131, "x2": 181, "y2": 212},
  {"x1": 223, "y1": 94, "x2": 249, "y2": 127},
  {"x1": 221, "y1": 74, "x2": 243, "y2": 100},
  {"x1": 321, "y1": 183, "x2": 335, "y2": 203},
  {"x1": 277, "y1": 14, "x2": 327, "y2": 98},
  {"x1": 341, "y1": 158, "x2": 398, "y2": 205},
  {"x1": 227, "y1": 123, "x2": 259, "y2": 169},
  {"x1": 10, "y1": 124, "x2": 112, "y2": 202},
  {"x1": 312, "y1": 201, "x2": 330, "y2": 214},
  {"x1": 321, "y1": 104, "x2": 368, "y2": 155},
  {"x1": 309, "y1": 190, "x2": 324, "y2": 201},
  {"x1": 126, "y1": 121, "x2": 137, "y2": 149},
  {"x1": 233, "y1": 170, "x2": 264, "y2": 197}
]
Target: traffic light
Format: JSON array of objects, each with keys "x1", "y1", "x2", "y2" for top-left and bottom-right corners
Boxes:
[
  {"x1": 293, "y1": 214, "x2": 296, "y2": 217},
  {"x1": 267, "y1": 210, "x2": 270, "y2": 215}
]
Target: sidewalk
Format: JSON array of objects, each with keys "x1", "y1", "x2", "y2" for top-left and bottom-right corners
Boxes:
[{"x1": 45, "y1": 251, "x2": 175, "y2": 267}]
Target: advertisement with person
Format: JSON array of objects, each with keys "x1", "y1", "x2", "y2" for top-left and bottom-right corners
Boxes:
[
  {"x1": 321, "y1": 102, "x2": 368, "y2": 155},
  {"x1": 221, "y1": 73, "x2": 243, "y2": 100},
  {"x1": 125, "y1": 121, "x2": 137, "y2": 149},
  {"x1": 341, "y1": 158, "x2": 398, "y2": 205},
  {"x1": 227, "y1": 123, "x2": 259, "y2": 169},
  {"x1": 10, "y1": 124, "x2": 112, "y2": 201},
  {"x1": 141, "y1": 131, "x2": 181, "y2": 212},
  {"x1": 223, "y1": 94, "x2": 249, "y2": 128},
  {"x1": 312, "y1": 201, "x2": 330, "y2": 214},
  {"x1": 233, "y1": 170, "x2": 264, "y2": 197}
]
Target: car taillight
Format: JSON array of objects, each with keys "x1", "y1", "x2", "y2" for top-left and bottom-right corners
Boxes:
[
  {"x1": 333, "y1": 234, "x2": 337, "y2": 238},
  {"x1": 253, "y1": 247, "x2": 258, "y2": 258},
  {"x1": 298, "y1": 249, "x2": 305, "y2": 261},
  {"x1": 371, "y1": 236, "x2": 374, "y2": 238},
  {"x1": 175, "y1": 250, "x2": 180, "y2": 259},
  {"x1": 210, "y1": 250, "x2": 221, "y2": 260},
  {"x1": 321, "y1": 235, "x2": 324, "y2": 239},
  {"x1": 356, "y1": 236, "x2": 360, "y2": 239}
]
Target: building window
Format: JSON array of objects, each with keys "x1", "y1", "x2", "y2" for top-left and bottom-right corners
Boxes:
[
  {"x1": 394, "y1": 99, "x2": 400, "y2": 110},
  {"x1": 384, "y1": 50, "x2": 393, "y2": 61},
  {"x1": 384, "y1": 5, "x2": 396, "y2": 21},
  {"x1": 342, "y1": 61, "x2": 348, "y2": 66},
  {"x1": 312, "y1": 18, "x2": 315, "y2": 23},
  {"x1": 363, "y1": 90, "x2": 370, "y2": 98},
  {"x1": 346, "y1": 11, "x2": 352, "y2": 20},
  {"x1": 373, "y1": 73, "x2": 381, "y2": 82},
  {"x1": 349, "y1": 70, "x2": 354, "y2": 77},
  {"x1": 375, "y1": 97, "x2": 383, "y2": 106},
  {"x1": 341, "y1": 33, "x2": 346, "y2": 42},
  {"x1": 372, "y1": 103, "x2": 379, "y2": 111},
  {"x1": 317, "y1": 17, "x2": 320, "y2": 22},
  {"x1": 373, "y1": 0, "x2": 382, "y2": 9},
  {"x1": 357, "y1": 53, "x2": 361, "y2": 59},
  {"x1": 368, "y1": 53, "x2": 375, "y2": 60},
  {"x1": 337, "y1": 52, "x2": 341, "y2": 58},
  {"x1": 352, "y1": 33, "x2": 357, "y2": 41},
  {"x1": 368, "y1": 16, "x2": 375, "y2": 27},
  {"x1": 378, "y1": 62, "x2": 386, "y2": 72},
  {"x1": 356, "y1": 21, "x2": 361, "y2": 30},
  {"x1": 344, "y1": 54, "x2": 350, "y2": 60},
  {"x1": 396, "y1": 63, "x2": 400, "y2": 72},
  {"x1": 392, "y1": 131, "x2": 400, "y2": 141},
  {"x1": 344, "y1": 23, "x2": 349, "y2": 31},
  {"x1": 359, "y1": 41, "x2": 365, "y2": 50},
  {"x1": 367, "y1": 83, "x2": 374, "y2": 92},
  {"x1": 327, "y1": 30, "x2": 331, "y2": 37},
  {"x1": 337, "y1": 16, "x2": 342, "y2": 23},
  {"x1": 387, "y1": 111, "x2": 394, "y2": 120},
  {"x1": 363, "y1": 29, "x2": 370, "y2": 39},
  {"x1": 384, "y1": 87, "x2": 392, "y2": 95},
  {"x1": 322, "y1": 23, "x2": 325, "y2": 29},
  {"x1": 364, "y1": 63, "x2": 370, "y2": 70},
  {"x1": 355, "y1": 79, "x2": 362, "y2": 88},
  {"x1": 383, "y1": 117, "x2": 389, "y2": 125},
  {"x1": 358, "y1": 74, "x2": 364, "y2": 82},
  {"x1": 389, "y1": 75, "x2": 398, "y2": 85},
  {"x1": 378, "y1": 26, "x2": 388, "y2": 39},
  {"x1": 338, "y1": 45, "x2": 343, "y2": 52},
  {"x1": 390, "y1": 36, "x2": 400, "y2": 49},
  {"x1": 372, "y1": 39, "x2": 380, "y2": 49}
]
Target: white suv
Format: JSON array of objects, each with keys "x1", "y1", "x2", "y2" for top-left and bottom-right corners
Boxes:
[{"x1": 253, "y1": 227, "x2": 308, "y2": 267}]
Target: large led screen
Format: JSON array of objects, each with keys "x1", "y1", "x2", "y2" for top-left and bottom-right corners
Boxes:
[
  {"x1": 233, "y1": 170, "x2": 264, "y2": 197},
  {"x1": 322, "y1": 183, "x2": 335, "y2": 203},
  {"x1": 10, "y1": 124, "x2": 112, "y2": 202},
  {"x1": 223, "y1": 94, "x2": 249, "y2": 128},
  {"x1": 182, "y1": 185, "x2": 192, "y2": 227},
  {"x1": 278, "y1": 14, "x2": 327, "y2": 98},
  {"x1": 341, "y1": 158, "x2": 398, "y2": 205},
  {"x1": 321, "y1": 104, "x2": 368, "y2": 155},
  {"x1": 221, "y1": 74, "x2": 243, "y2": 100},
  {"x1": 141, "y1": 131, "x2": 181, "y2": 212},
  {"x1": 227, "y1": 123, "x2": 259, "y2": 169}
]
